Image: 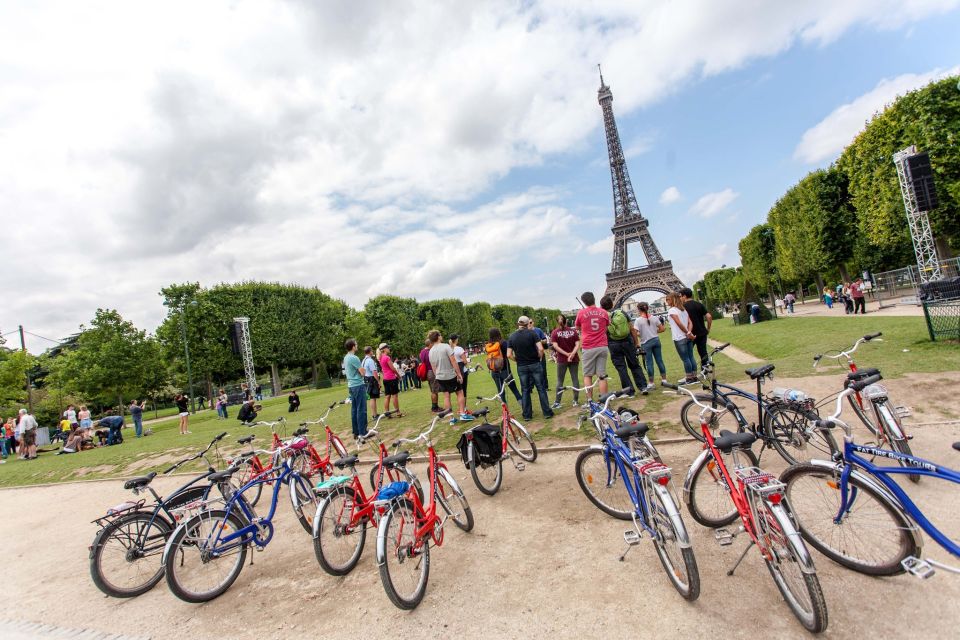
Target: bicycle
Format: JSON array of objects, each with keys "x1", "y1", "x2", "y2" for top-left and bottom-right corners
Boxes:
[
  {"x1": 462, "y1": 378, "x2": 539, "y2": 496},
  {"x1": 311, "y1": 415, "x2": 419, "y2": 576},
  {"x1": 780, "y1": 372, "x2": 960, "y2": 578},
  {"x1": 667, "y1": 381, "x2": 828, "y2": 633},
  {"x1": 375, "y1": 410, "x2": 474, "y2": 610},
  {"x1": 162, "y1": 436, "x2": 318, "y2": 602},
  {"x1": 679, "y1": 343, "x2": 828, "y2": 465},
  {"x1": 573, "y1": 384, "x2": 700, "y2": 600},
  {"x1": 291, "y1": 400, "x2": 351, "y2": 481},
  {"x1": 813, "y1": 332, "x2": 918, "y2": 482},
  {"x1": 89, "y1": 432, "x2": 230, "y2": 598}
]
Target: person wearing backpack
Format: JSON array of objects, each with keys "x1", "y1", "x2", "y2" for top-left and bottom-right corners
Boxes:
[
  {"x1": 600, "y1": 295, "x2": 648, "y2": 395},
  {"x1": 486, "y1": 327, "x2": 522, "y2": 404}
]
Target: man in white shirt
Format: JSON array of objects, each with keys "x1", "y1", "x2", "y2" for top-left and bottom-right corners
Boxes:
[{"x1": 18, "y1": 408, "x2": 39, "y2": 460}]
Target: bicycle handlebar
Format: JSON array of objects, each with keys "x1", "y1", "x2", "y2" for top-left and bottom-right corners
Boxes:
[
  {"x1": 813, "y1": 332, "x2": 883, "y2": 367},
  {"x1": 815, "y1": 373, "x2": 883, "y2": 437},
  {"x1": 587, "y1": 388, "x2": 632, "y2": 421},
  {"x1": 661, "y1": 380, "x2": 728, "y2": 415},
  {"x1": 558, "y1": 374, "x2": 608, "y2": 394},
  {"x1": 710, "y1": 342, "x2": 730, "y2": 355},
  {"x1": 392, "y1": 410, "x2": 452, "y2": 448},
  {"x1": 163, "y1": 432, "x2": 229, "y2": 474},
  {"x1": 476, "y1": 376, "x2": 516, "y2": 403}
]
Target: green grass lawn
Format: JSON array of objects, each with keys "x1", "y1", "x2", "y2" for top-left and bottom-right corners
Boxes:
[{"x1": 710, "y1": 314, "x2": 959, "y2": 378}]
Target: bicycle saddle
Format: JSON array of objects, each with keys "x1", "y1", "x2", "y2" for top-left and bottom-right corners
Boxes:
[
  {"x1": 846, "y1": 368, "x2": 880, "y2": 379},
  {"x1": 615, "y1": 422, "x2": 650, "y2": 439},
  {"x1": 745, "y1": 364, "x2": 775, "y2": 380},
  {"x1": 473, "y1": 407, "x2": 491, "y2": 419},
  {"x1": 381, "y1": 451, "x2": 411, "y2": 468},
  {"x1": 123, "y1": 471, "x2": 157, "y2": 491},
  {"x1": 208, "y1": 469, "x2": 236, "y2": 483},
  {"x1": 333, "y1": 455, "x2": 359, "y2": 469},
  {"x1": 293, "y1": 427, "x2": 309, "y2": 437},
  {"x1": 713, "y1": 429, "x2": 757, "y2": 453},
  {"x1": 953, "y1": 442, "x2": 960, "y2": 452},
  {"x1": 237, "y1": 435, "x2": 255, "y2": 445}
]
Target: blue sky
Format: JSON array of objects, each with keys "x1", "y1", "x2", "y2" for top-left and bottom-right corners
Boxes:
[{"x1": 2, "y1": 1, "x2": 959, "y2": 352}]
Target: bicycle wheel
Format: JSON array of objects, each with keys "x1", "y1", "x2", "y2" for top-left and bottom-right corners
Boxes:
[
  {"x1": 90, "y1": 512, "x2": 173, "y2": 598},
  {"x1": 757, "y1": 500, "x2": 828, "y2": 633},
  {"x1": 164, "y1": 509, "x2": 249, "y2": 603},
  {"x1": 764, "y1": 405, "x2": 832, "y2": 466},
  {"x1": 575, "y1": 448, "x2": 634, "y2": 520},
  {"x1": 292, "y1": 451, "x2": 323, "y2": 483},
  {"x1": 848, "y1": 392, "x2": 880, "y2": 437},
  {"x1": 648, "y1": 484, "x2": 700, "y2": 601},
  {"x1": 687, "y1": 447, "x2": 759, "y2": 528},
  {"x1": 876, "y1": 399, "x2": 920, "y2": 484},
  {"x1": 469, "y1": 444, "x2": 503, "y2": 497},
  {"x1": 435, "y1": 468, "x2": 474, "y2": 532},
  {"x1": 289, "y1": 472, "x2": 322, "y2": 534},
  {"x1": 232, "y1": 462, "x2": 263, "y2": 507},
  {"x1": 313, "y1": 487, "x2": 366, "y2": 576},
  {"x1": 781, "y1": 463, "x2": 917, "y2": 575},
  {"x1": 506, "y1": 419, "x2": 537, "y2": 462},
  {"x1": 377, "y1": 499, "x2": 429, "y2": 610},
  {"x1": 680, "y1": 394, "x2": 739, "y2": 442}
]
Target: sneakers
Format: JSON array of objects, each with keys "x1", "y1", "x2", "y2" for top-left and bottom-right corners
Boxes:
[
  {"x1": 459, "y1": 413, "x2": 475, "y2": 421},
  {"x1": 571, "y1": 400, "x2": 580, "y2": 407},
  {"x1": 641, "y1": 386, "x2": 649, "y2": 396},
  {"x1": 644, "y1": 384, "x2": 655, "y2": 393},
  {"x1": 550, "y1": 402, "x2": 561, "y2": 410},
  {"x1": 545, "y1": 413, "x2": 554, "y2": 419},
  {"x1": 431, "y1": 406, "x2": 442, "y2": 413},
  {"x1": 678, "y1": 378, "x2": 698, "y2": 386}
]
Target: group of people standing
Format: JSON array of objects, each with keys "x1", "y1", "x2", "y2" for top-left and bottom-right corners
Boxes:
[
  {"x1": 342, "y1": 340, "x2": 427, "y2": 438},
  {"x1": 822, "y1": 279, "x2": 868, "y2": 315}
]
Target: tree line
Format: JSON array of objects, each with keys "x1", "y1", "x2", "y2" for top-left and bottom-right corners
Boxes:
[
  {"x1": 0, "y1": 283, "x2": 560, "y2": 423},
  {"x1": 696, "y1": 76, "x2": 959, "y2": 307}
]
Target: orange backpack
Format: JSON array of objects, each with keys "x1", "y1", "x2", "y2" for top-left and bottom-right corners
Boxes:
[{"x1": 485, "y1": 341, "x2": 505, "y2": 371}]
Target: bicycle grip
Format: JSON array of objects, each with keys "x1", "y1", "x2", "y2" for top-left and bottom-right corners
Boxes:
[
  {"x1": 863, "y1": 332, "x2": 882, "y2": 341},
  {"x1": 814, "y1": 419, "x2": 835, "y2": 430},
  {"x1": 660, "y1": 381, "x2": 678, "y2": 390},
  {"x1": 850, "y1": 373, "x2": 882, "y2": 391},
  {"x1": 716, "y1": 342, "x2": 730, "y2": 351},
  {"x1": 215, "y1": 432, "x2": 227, "y2": 441}
]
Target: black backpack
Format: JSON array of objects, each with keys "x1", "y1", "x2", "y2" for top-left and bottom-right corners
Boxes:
[{"x1": 456, "y1": 424, "x2": 503, "y2": 467}]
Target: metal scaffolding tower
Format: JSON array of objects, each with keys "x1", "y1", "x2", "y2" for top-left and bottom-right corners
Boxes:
[
  {"x1": 894, "y1": 145, "x2": 941, "y2": 283},
  {"x1": 233, "y1": 317, "x2": 257, "y2": 395}
]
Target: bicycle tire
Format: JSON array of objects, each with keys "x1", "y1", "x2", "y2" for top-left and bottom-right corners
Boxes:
[
  {"x1": 680, "y1": 394, "x2": 739, "y2": 442},
  {"x1": 575, "y1": 448, "x2": 634, "y2": 520},
  {"x1": 506, "y1": 419, "x2": 537, "y2": 462},
  {"x1": 764, "y1": 405, "x2": 831, "y2": 466},
  {"x1": 435, "y1": 468, "x2": 474, "y2": 532},
  {"x1": 469, "y1": 454, "x2": 503, "y2": 496},
  {"x1": 648, "y1": 484, "x2": 700, "y2": 601},
  {"x1": 847, "y1": 393, "x2": 880, "y2": 437},
  {"x1": 313, "y1": 486, "x2": 367, "y2": 576},
  {"x1": 232, "y1": 463, "x2": 264, "y2": 507},
  {"x1": 758, "y1": 501, "x2": 828, "y2": 633},
  {"x1": 876, "y1": 399, "x2": 920, "y2": 484},
  {"x1": 289, "y1": 472, "x2": 321, "y2": 534},
  {"x1": 164, "y1": 509, "x2": 249, "y2": 603},
  {"x1": 90, "y1": 511, "x2": 173, "y2": 598},
  {"x1": 687, "y1": 447, "x2": 759, "y2": 528},
  {"x1": 781, "y1": 463, "x2": 917, "y2": 576},
  {"x1": 377, "y1": 498, "x2": 429, "y2": 610}
]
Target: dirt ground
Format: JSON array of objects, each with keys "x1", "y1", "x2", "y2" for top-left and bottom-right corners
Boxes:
[{"x1": 3, "y1": 376, "x2": 960, "y2": 640}]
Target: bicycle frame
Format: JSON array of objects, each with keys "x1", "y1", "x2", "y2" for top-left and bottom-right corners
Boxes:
[{"x1": 405, "y1": 445, "x2": 444, "y2": 548}]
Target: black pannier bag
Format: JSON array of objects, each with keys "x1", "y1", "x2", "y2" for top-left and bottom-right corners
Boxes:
[{"x1": 471, "y1": 424, "x2": 503, "y2": 465}]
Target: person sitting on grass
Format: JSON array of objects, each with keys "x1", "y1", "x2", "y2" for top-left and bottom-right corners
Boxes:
[
  {"x1": 57, "y1": 424, "x2": 84, "y2": 455},
  {"x1": 288, "y1": 390, "x2": 301, "y2": 413}
]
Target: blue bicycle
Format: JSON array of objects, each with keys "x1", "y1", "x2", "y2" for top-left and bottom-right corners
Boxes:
[
  {"x1": 781, "y1": 372, "x2": 960, "y2": 578},
  {"x1": 566, "y1": 380, "x2": 700, "y2": 600},
  {"x1": 162, "y1": 436, "x2": 318, "y2": 602}
]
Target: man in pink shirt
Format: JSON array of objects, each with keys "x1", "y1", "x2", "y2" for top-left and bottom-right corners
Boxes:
[{"x1": 575, "y1": 291, "x2": 609, "y2": 399}]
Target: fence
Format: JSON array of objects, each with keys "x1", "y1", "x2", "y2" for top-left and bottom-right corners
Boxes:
[
  {"x1": 920, "y1": 277, "x2": 960, "y2": 341},
  {"x1": 873, "y1": 257, "x2": 960, "y2": 309}
]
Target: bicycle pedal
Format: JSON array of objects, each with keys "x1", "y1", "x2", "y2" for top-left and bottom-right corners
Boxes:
[
  {"x1": 902, "y1": 556, "x2": 935, "y2": 579},
  {"x1": 895, "y1": 406, "x2": 912, "y2": 418},
  {"x1": 515, "y1": 462, "x2": 525, "y2": 472},
  {"x1": 255, "y1": 545, "x2": 265, "y2": 553},
  {"x1": 714, "y1": 528, "x2": 735, "y2": 546},
  {"x1": 623, "y1": 530, "x2": 641, "y2": 545}
]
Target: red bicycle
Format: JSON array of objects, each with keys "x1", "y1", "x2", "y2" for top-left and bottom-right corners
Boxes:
[
  {"x1": 291, "y1": 401, "x2": 351, "y2": 481},
  {"x1": 669, "y1": 381, "x2": 828, "y2": 633},
  {"x1": 311, "y1": 415, "x2": 419, "y2": 575},
  {"x1": 375, "y1": 410, "x2": 474, "y2": 609},
  {"x1": 462, "y1": 378, "x2": 538, "y2": 495}
]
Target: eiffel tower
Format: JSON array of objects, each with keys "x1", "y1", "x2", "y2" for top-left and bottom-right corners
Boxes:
[{"x1": 597, "y1": 69, "x2": 685, "y2": 307}]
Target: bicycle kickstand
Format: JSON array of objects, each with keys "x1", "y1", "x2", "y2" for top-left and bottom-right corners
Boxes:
[{"x1": 727, "y1": 539, "x2": 754, "y2": 577}]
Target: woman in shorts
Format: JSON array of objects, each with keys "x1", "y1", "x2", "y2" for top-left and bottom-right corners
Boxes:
[
  {"x1": 175, "y1": 393, "x2": 191, "y2": 435},
  {"x1": 378, "y1": 343, "x2": 404, "y2": 417}
]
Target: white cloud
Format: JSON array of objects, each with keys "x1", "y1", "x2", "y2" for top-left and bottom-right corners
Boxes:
[
  {"x1": 1, "y1": 0, "x2": 956, "y2": 350},
  {"x1": 689, "y1": 188, "x2": 739, "y2": 218},
  {"x1": 794, "y1": 66, "x2": 960, "y2": 163},
  {"x1": 624, "y1": 134, "x2": 655, "y2": 158},
  {"x1": 586, "y1": 236, "x2": 614, "y2": 255},
  {"x1": 659, "y1": 186, "x2": 682, "y2": 205}
]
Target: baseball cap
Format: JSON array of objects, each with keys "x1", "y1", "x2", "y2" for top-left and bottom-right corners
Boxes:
[
  {"x1": 378, "y1": 342, "x2": 389, "y2": 350},
  {"x1": 517, "y1": 315, "x2": 531, "y2": 325}
]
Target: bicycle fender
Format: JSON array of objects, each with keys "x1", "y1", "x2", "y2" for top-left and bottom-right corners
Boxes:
[
  {"x1": 436, "y1": 465, "x2": 466, "y2": 497},
  {"x1": 768, "y1": 503, "x2": 817, "y2": 575},
  {"x1": 651, "y1": 483, "x2": 693, "y2": 548},
  {"x1": 375, "y1": 498, "x2": 414, "y2": 568},
  {"x1": 876, "y1": 403, "x2": 905, "y2": 440},
  {"x1": 798, "y1": 459, "x2": 924, "y2": 553},
  {"x1": 682, "y1": 448, "x2": 715, "y2": 508}
]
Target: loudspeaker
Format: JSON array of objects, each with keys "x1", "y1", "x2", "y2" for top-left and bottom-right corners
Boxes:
[
  {"x1": 230, "y1": 322, "x2": 243, "y2": 355},
  {"x1": 907, "y1": 152, "x2": 938, "y2": 212}
]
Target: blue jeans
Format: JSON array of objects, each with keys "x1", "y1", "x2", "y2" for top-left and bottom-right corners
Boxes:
[
  {"x1": 349, "y1": 385, "x2": 367, "y2": 436},
  {"x1": 133, "y1": 416, "x2": 143, "y2": 438},
  {"x1": 642, "y1": 337, "x2": 666, "y2": 379},
  {"x1": 517, "y1": 362, "x2": 554, "y2": 421},
  {"x1": 674, "y1": 338, "x2": 697, "y2": 378},
  {"x1": 491, "y1": 369, "x2": 522, "y2": 404},
  {"x1": 1, "y1": 437, "x2": 9, "y2": 457}
]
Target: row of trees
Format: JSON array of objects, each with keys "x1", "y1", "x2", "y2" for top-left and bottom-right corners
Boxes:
[
  {"x1": 0, "y1": 285, "x2": 560, "y2": 422},
  {"x1": 696, "y1": 77, "x2": 959, "y2": 306}
]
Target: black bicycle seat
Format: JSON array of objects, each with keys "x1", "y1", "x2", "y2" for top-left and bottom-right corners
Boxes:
[
  {"x1": 846, "y1": 368, "x2": 880, "y2": 379},
  {"x1": 745, "y1": 364, "x2": 775, "y2": 380},
  {"x1": 333, "y1": 455, "x2": 359, "y2": 469},
  {"x1": 237, "y1": 435, "x2": 255, "y2": 445},
  {"x1": 615, "y1": 422, "x2": 650, "y2": 439},
  {"x1": 381, "y1": 451, "x2": 411, "y2": 468},
  {"x1": 953, "y1": 442, "x2": 960, "y2": 452},
  {"x1": 123, "y1": 471, "x2": 157, "y2": 491},
  {"x1": 473, "y1": 407, "x2": 491, "y2": 419},
  {"x1": 713, "y1": 430, "x2": 757, "y2": 453},
  {"x1": 208, "y1": 469, "x2": 236, "y2": 483}
]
